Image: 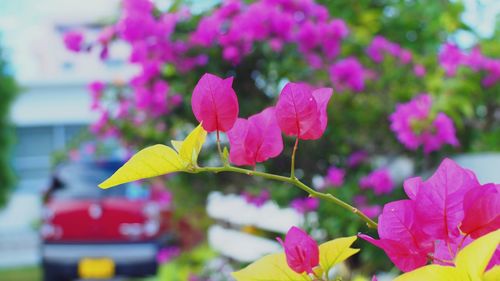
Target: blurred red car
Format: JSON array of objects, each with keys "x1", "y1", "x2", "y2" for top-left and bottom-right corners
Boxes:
[{"x1": 40, "y1": 161, "x2": 175, "y2": 281}]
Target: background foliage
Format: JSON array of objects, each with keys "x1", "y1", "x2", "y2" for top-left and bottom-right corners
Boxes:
[{"x1": 0, "y1": 40, "x2": 17, "y2": 207}]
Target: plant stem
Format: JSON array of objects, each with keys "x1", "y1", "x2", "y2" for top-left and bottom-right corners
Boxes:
[
  {"x1": 216, "y1": 130, "x2": 223, "y2": 159},
  {"x1": 290, "y1": 137, "x2": 299, "y2": 179},
  {"x1": 194, "y1": 165, "x2": 378, "y2": 229}
]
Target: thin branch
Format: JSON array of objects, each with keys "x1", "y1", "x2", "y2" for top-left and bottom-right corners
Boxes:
[
  {"x1": 194, "y1": 165, "x2": 379, "y2": 229},
  {"x1": 290, "y1": 137, "x2": 299, "y2": 179}
]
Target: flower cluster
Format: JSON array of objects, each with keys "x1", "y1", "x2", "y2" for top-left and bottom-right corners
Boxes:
[
  {"x1": 366, "y1": 35, "x2": 425, "y2": 77},
  {"x1": 367, "y1": 36, "x2": 412, "y2": 64},
  {"x1": 389, "y1": 94, "x2": 459, "y2": 153},
  {"x1": 192, "y1": 74, "x2": 333, "y2": 166},
  {"x1": 329, "y1": 57, "x2": 366, "y2": 93},
  {"x1": 439, "y1": 43, "x2": 500, "y2": 87},
  {"x1": 360, "y1": 158, "x2": 500, "y2": 272},
  {"x1": 190, "y1": 0, "x2": 348, "y2": 66}
]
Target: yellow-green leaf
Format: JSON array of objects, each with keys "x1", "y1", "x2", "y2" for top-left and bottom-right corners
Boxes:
[
  {"x1": 98, "y1": 145, "x2": 184, "y2": 189},
  {"x1": 171, "y1": 140, "x2": 183, "y2": 153},
  {"x1": 484, "y1": 266, "x2": 500, "y2": 281},
  {"x1": 179, "y1": 123, "x2": 207, "y2": 165},
  {"x1": 395, "y1": 230, "x2": 500, "y2": 281},
  {"x1": 394, "y1": 265, "x2": 469, "y2": 281},
  {"x1": 455, "y1": 229, "x2": 500, "y2": 281},
  {"x1": 232, "y1": 253, "x2": 309, "y2": 281},
  {"x1": 318, "y1": 236, "x2": 359, "y2": 273}
]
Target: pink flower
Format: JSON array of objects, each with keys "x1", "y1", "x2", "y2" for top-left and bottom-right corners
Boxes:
[
  {"x1": 63, "y1": 31, "x2": 84, "y2": 52},
  {"x1": 277, "y1": 226, "x2": 319, "y2": 274},
  {"x1": 359, "y1": 205, "x2": 382, "y2": 219},
  {"x1": 326, "y1": 166, "x2": 345, "y2": 187},
  {"x1": 242, "y1": 190, "x2": 270, "y2": 207},
  {"x1": 366, "y1": 36, "x2": 411, "y2": 64},
  {"x1": 463, "y1": 47, "x2": 484, "y2": 71},
  {"x1": 415, "y1": 159, "x2": 480, "y2": 240},
  {"x1": 359, "y1": 200, "x2": 433, "y2": 272},
  {"x1": 359, "y1": 158, "x2": 495, "y2": 273},
  {"x1": 359, "y1": 168, "x2": 394, "y2": 195},
  {"x1": 156, "y1": 246, "x2": 180, "y2": 264},
  {"x1": 329, "y1": 57, "x2": 365, "y2": 92},
  {"x1": 88, "y1": 81, "x2": 105, "y2": 110},
  {"x1": 290, "y1": 197, "x2": 319, "y2": 214},
  {"x1": 389, "y1": 94, "x2": 459, "y2": 154},
  {"x1": 482, "y1": 58, "x2": 500, "y2": 87},
  {"x1": 438, "y1": 43, "x2": 464, "y2": 76},
  {"x1": 460, "y1": 183, "x2": 500, "y2": 239},
  {"x1": 413, "y1": 64, "x2": 426, "y2": 77},
  {"x1": 227, "y1": 107, "x2": 283, "y2": 166},
  {"x1": 399, "y1": 50, "x2": 412, "y2": 64},
  {"x1": 275, "y1": 83, "x2": 333, "y2": 140},
  {"x1": 347, "y1": 150, "x2": 368, "y2": 167},
  {"x1": 191, "y1": 73, "x2": 239, "y2": 133}
]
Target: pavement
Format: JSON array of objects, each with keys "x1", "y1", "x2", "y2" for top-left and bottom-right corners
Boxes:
[{"x1": 0, "y1": 192, "x2": 41, "y2": 268}]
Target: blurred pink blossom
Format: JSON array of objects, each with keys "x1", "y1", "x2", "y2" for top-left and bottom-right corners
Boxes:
[
  {"x1": 290, "y1": 197, "x2": 319, "y2": 214},
  {"x1": 63, "y1": 31, "x2": 84, "y2": 52},
  {"x1": 389, "y1": 94, "x2": 459, "y2": 153},
  {"x1": 326, "y1": 166, "x2": 345, "y2": 187},
  {"x1": 360, "y1": 168, "x2": 394, "y2": 195},
  {"x1": 329, "y1": 57, "x2": 365, "y2": 92}
]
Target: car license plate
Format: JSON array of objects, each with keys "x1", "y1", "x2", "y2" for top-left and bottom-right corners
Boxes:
[{"x1": 78, "y1": 258, "x2": 115, "y2": 279}]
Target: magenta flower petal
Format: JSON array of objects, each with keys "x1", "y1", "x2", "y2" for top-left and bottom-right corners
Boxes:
[
  {"x1": 227, "y1": 107, "x2": 283, "y2": 166},
  {"x1": 460, "y1": 183, "x2": 500, "y2": 239},
  {"x1": 247, "y1": 107, "x2": 284, "y2": 163},
  {"x1": 275, "y1": 83, "x2": 333, "y2": 140},
  {"x1": 191, "y1": 73, "x2": 239, "y2": 132},
  {"x1": 278, "y1": 226, "x2": 319, "y2": 274},
  {"x1": 403, "y1": 177, "x2": 422, "y2": 200},
  {"x1": 275, "y1": 83, "x2": 318, "y2": 138},
  {"x1": 415, "y1": 158, "x2": 480, "y2": 241},
  {"x1": 301, "y1": 88, "x2": 334, "y2": 139},
  {"x1": 359, "y1": 234, "x2": 428, "y2": 272},
  {"x1": 227, "y1": 118, "x2": 253, "y2": 166},
  {"x1": 360, "y1": 200, "x2": 432, "y2": 272},
  {"x1": 378, "y1": 201, "x2": 430, "y2": 247}
]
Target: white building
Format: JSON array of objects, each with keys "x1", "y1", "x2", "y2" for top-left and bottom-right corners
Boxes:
[{"x1": 0, "y1": 0, "x2": 133, "y2": 267}]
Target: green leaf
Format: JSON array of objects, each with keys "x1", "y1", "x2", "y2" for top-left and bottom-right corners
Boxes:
[
  {"x1": 318, "y1": 236, "x2": 360, "y2": 274},
  {"x1": 232, "y1": 253, "x2": 309, "y2": 281},
  {"x1": 394, "y1": 265, "x2": 469, "y2": 281},
  {"x1": 99, "y1": 124, "x2": 207, "y2": 189},
  {"x1": 395, "y1": 230, "x2": 500, "y2": 281},
  {"x1": 178, "y1": 123, "x2": 207, "y2": 166},
  {"x1": 98, "y1": 145, "x2": 184, "y2": 189}
]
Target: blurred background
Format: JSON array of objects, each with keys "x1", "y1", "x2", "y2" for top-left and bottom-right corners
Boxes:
[{"x1": 0, "y1": 0, "x2": 499, "y2": 280}]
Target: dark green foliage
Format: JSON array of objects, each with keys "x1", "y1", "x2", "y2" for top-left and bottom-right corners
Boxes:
[{"x1": 0, "y1": 42, "x2": 17, "y2": 206}]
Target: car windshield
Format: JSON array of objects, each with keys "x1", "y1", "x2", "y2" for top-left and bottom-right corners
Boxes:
[{"x1": 52, "y1": 162, "x2": 149, "y2": 200}]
